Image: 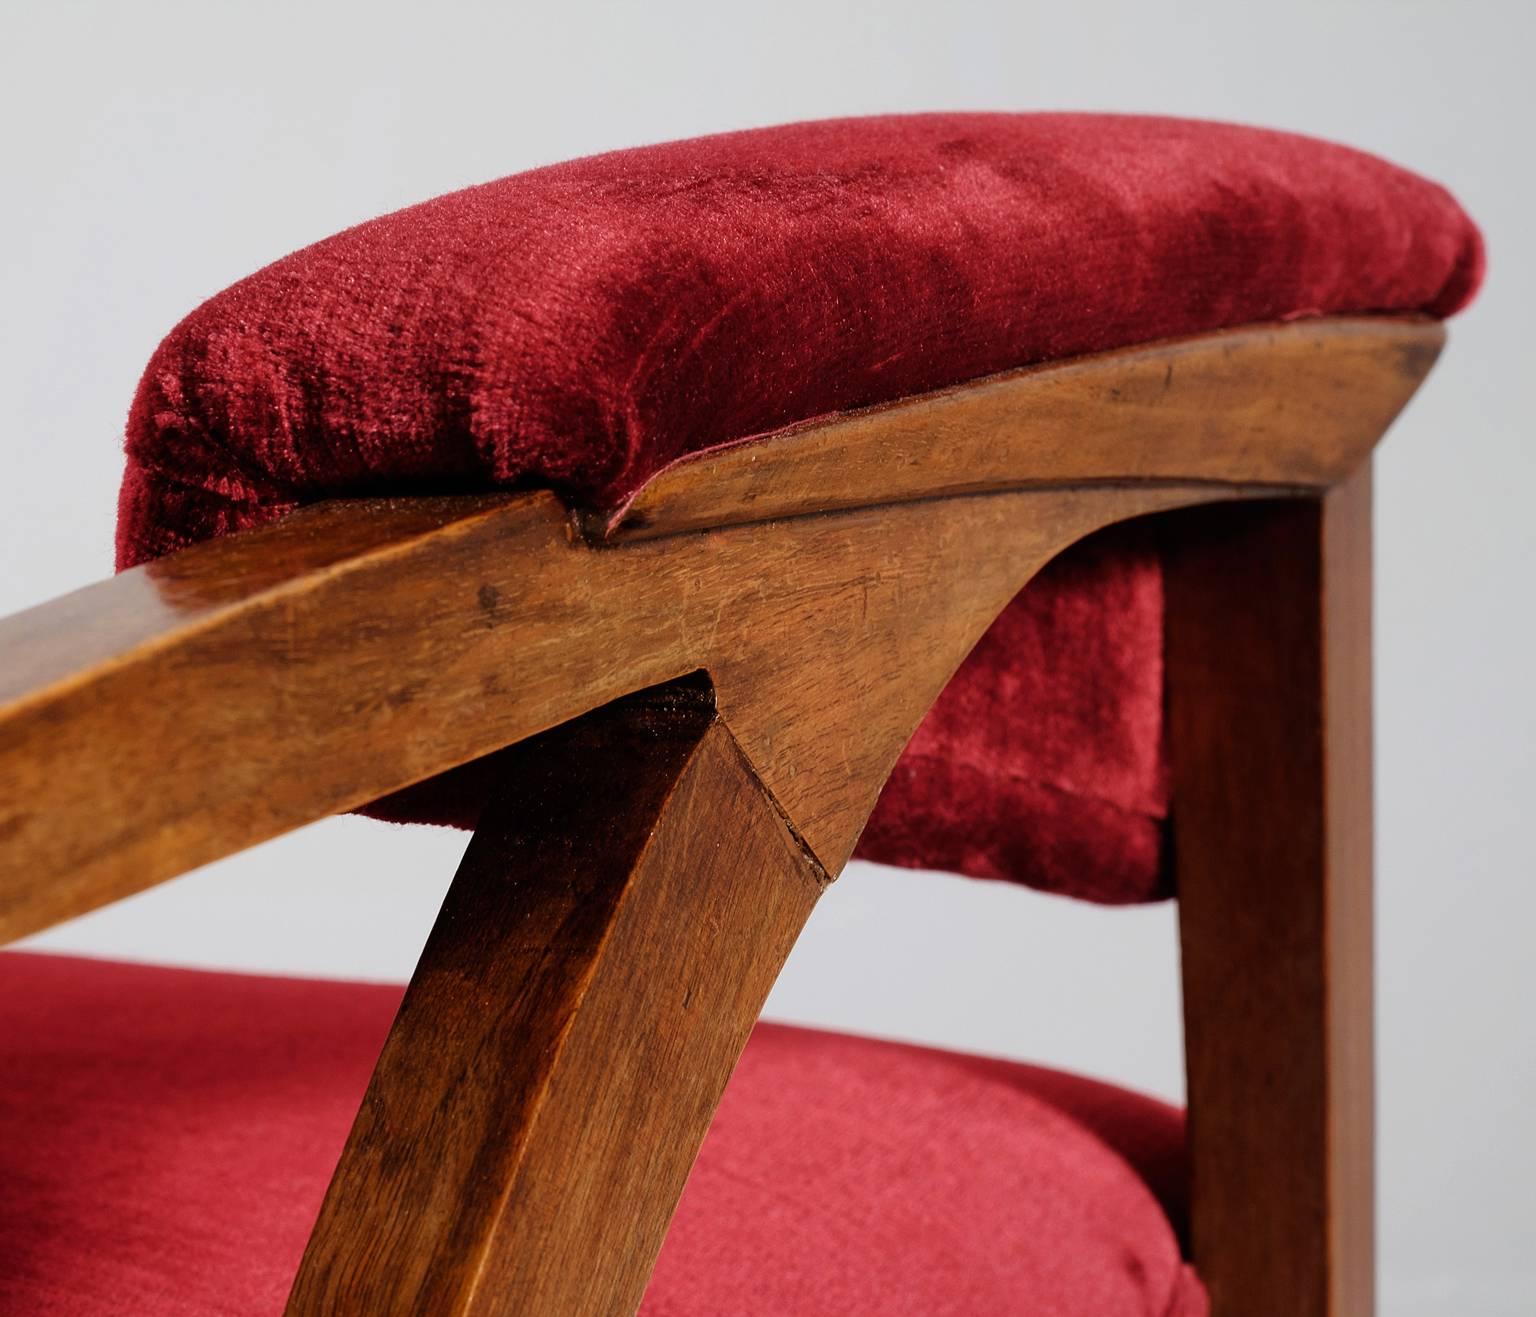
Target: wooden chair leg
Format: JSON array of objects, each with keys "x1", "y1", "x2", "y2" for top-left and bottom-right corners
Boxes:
[
  {"x1": 1166, "y1": 464, "x2": 1375, "y2": 1317},
  {"x1": 286, "y1": 673, "x2": 828, "y2": 1316}
]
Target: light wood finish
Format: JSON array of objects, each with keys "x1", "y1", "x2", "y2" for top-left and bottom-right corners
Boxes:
[
  {"x1": 1166, "y1": 465, "x2": 1375, "y2": 1317},
  {"x1": 288, "y1": 676, "x2": 826, "y2": 1315},
  {"x1": 0, "y1": 318, "x2": 1439, "y2": 944},
  {"x1": 604, "y1": 317, "x2": 1440, "y2": 539}
]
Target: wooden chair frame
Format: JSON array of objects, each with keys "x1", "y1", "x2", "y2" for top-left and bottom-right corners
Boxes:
[{"x1": 0, "y1": 315, "x2": 1442, "y2": 1316}]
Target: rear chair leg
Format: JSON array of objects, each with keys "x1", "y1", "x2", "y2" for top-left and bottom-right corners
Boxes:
[
  {"x1": 1166, "y1": 465, "x2": 1375, "y2": 1317},
  {"x1": 287, "y1": 673, "x2": 828, "y2": 1316}
]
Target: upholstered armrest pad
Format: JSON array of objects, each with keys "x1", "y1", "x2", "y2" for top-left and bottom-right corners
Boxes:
[{"x1": 117, "y1": 112, "x2": 1479, "y2": 563}]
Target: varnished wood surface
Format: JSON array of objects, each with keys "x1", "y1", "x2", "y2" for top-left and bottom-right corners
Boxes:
[
  {"x1": 0, "y1": 482, "x2": 1249, "y2": 944},
  {"x1": 605, "y1": 317, "x2": 1441, "y2": 539},
  {"x1": 0, "y1": 318, "x2": 1435, "y2": 943},
  {"x1": 0, "y1": 318, "x2": 1434, "y2": 1314},
  {"x1": 1166, "y1": 466, "x2": 1375, "y2": 1317},
  {"x1": 289, "y1": 676, "x2": 825, "y2": 1315}
]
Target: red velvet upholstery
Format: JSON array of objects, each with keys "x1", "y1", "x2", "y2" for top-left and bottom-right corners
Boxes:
[
  {"x1": 115, "y1": 113, "x2": 1482, "y2": 901},
  {"x1": 0, "y1": 952, "x2": 1205, "y2": 1315},
  {"x1": 861, "y1": 520, "x2": 1169, "y2": 901}
]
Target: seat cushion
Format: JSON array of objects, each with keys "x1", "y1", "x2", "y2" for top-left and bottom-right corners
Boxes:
[
  {"x1": 0, "y1": 952, "x2": 1205, "y2": 1315},
  {"x1": 115, "y1": 112, "x2": 1482, "y2": 902}
]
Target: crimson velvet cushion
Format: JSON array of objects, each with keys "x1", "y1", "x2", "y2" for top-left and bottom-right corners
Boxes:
[
  {"x1": 116, "y1": 112, "x2": 1482, "y2": 902},
  {"x1": 0, "y1": 953, "x2": 1204, "y2": 1315}
]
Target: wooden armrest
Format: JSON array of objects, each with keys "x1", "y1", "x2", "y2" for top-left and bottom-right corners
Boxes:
[{"x1": 0, "y1": 316, "x2": 1439, "y2": 1316}]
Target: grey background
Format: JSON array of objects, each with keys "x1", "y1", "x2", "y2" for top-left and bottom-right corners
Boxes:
[{"x1": 3, "y1": 1, "x2": 1530, "y2": 1311}]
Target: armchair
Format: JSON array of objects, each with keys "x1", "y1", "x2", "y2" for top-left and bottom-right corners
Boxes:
[{"x1": 0, "y1": 112, "x2": 1482, "y2": 1315}]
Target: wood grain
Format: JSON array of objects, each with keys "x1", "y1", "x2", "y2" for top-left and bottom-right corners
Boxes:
[
  {"x1": 605, "y1": 317, "x2": 1441, "y2": 539},
  {"x1": 0, "y1": 318, "x2": 1436, "y2": 944},
  {"x1": 288, "y1": 675, "x2": 826, "y2": 1315},
  {"x1": 1165, "y1": 465, "x2": 1375, "y2": 1317},
  {"x1": 0, "y1": 482, "x2": 1250, "y2": 944}
]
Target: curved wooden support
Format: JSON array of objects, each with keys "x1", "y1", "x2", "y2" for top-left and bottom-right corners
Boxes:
[
  {"x1": 288, "y1": 675, "x2": 826, "y2": 1315},
  {"x1": 1, "y1": 482, "x2": 1220, "y2": 941},
  {"x1": 606, "y1": 316, "x2": 1440, "y2": 539},
  {"x1": 0, "y1": 317, "x2": 1439, "y2": 943}
]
